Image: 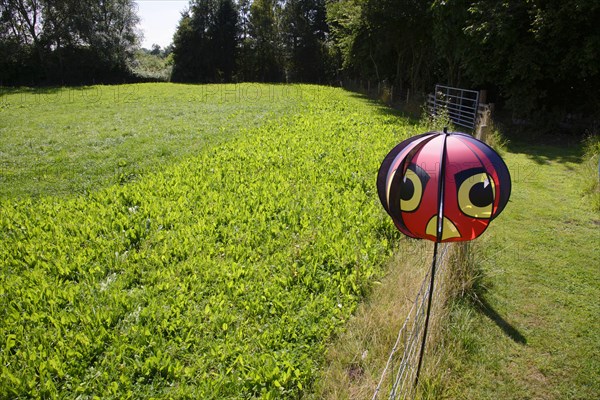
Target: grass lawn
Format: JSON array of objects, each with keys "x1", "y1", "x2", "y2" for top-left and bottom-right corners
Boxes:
[
  {"x1": 310, "y1": 132, "x2": 599, "y2": 400},
  {"x1": 0, "y1": 83, "x2": 310, "y2": 199},
  {"x1": 0, "y1": 83, "x2": 417, "y2": 398},
  {"x1": 1, "y1": 83, "x2": 597, "y2": 398},
  {"x1": 436, "y1": 137, "x2": 600, "y2": 399}
]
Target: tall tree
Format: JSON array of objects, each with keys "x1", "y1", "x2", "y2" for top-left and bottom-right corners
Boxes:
[
  {"x1": 280, "y1": 0, "x2": 330, "y2": 82},
  {"x1": 238, "y1": 0, "x2": 251, "y2": 40},
  {"x1": 92, "y1": 0, "x2": 140, "y2": 70},
  {"x1": 326, "y1": 0, "x2": 365, "y2": 77},
  {"x1": 247, "y1": 0, "x2": 282, "y2": 81},
  {"x1": 0, "y1": 0, "x2": 46, "y2": 78},
  {"x1": 171, "y1": 0, "x2": 239, "y2": 82},
  {"x1": 211, "y1": 0, "x2": 238, "y2": 81},
  {"x1": 327, "y1": 0, "x2": 433, "y2": 91},
  {"x1": 430, "y1": 0, "x2": 470, "y2": 86},
  {"x1": 0, "y1": 0, "x2": 139, "y2": 84},
  {"x1": 462, "y1": 0, "x2": 545, "y2": 115},
  {"x1": 171, "y1": 9, "x2": 206, "y2": 82}
]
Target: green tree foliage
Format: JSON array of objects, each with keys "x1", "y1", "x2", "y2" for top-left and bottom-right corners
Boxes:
[
  {"x1": 214, "y1": 0, "x2": 239, "y2": 81},
  {"x1": 430, "y1": 0, "x2": 470, "y2": 86},
  {"x1": 246, "y1": 0, "x2": 283, "y2": 81},
  {"x1": 327, "y1": 0, "x2": 599, "y2": 118},
  {"x1": 0, "y1": 0, "x2": 139, "y2": 84},
  {"x1": 172, "y1": 0, "x2": 335, "y2": 83},
  {"x1": 170, "y1": 11, "x2": 199, "y2": 82},
  {"x1": 171, "y1": 0, "x2": 239, "y2": 82},
  {"x1": 327, "y1": 0, "x2": 434, "y2": 92},
  {"x1": 280, "y1": 0, "x2": 330, "y2": 82},
  {"x1": 463, "y1": 0, "x2": 600, "y2": 116},
  {"x1": 130, "y1": 46, "x2": 173, "y2": 81}
]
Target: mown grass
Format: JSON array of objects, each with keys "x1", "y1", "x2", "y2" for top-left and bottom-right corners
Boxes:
[
  {"x1": 0, "y1": 83, "x2": 426, "y2": 398},
  {"x1": 0, "y1": 83, "x2": 314, "y2": 199},
  {"x1": 312, "y1": 124, "x2": 599, "y2": 399},
  {"x1": 424, "y1": 136, "x2": 600, "y2": 399}
]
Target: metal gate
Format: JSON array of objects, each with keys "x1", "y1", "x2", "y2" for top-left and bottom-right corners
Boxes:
[{"x1": 428, "y1": 85, "x2": 480, "y2": 129}]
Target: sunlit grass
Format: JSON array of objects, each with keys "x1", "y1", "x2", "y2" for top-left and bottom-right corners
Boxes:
[
  {"x1": 314, "y1": 129, "x2": 599, "y2": 400},
  {"x1": 0, "y1": 83, "x2": 418, "y2": 398},
  {"x1": 425, "y1": 138, "x2": 600, "y2": 399},
  {"x1": 0, "y1": 83, "x2": 312, "y2": 199}
]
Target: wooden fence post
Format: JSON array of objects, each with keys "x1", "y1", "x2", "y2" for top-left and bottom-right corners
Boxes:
[{"x1": 475, "y1": 104, "x2": 491, "y2": 141}]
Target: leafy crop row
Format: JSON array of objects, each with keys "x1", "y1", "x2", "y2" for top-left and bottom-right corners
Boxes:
[{"x1": 0, "y1": 85, "x2": 414, "y2": 398}]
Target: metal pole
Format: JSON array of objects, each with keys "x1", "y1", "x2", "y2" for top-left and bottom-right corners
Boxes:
[{"x1": 414, "y1": 128, "x2": 449, "y2": 389}]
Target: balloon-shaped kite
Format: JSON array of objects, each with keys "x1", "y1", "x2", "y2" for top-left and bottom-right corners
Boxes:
[
  {"x1": 376, "y1": 129, "x2": 511, "y2": 388},
  {"x1": 377, "y1": 130, "x2": 511, "y2": 243}
]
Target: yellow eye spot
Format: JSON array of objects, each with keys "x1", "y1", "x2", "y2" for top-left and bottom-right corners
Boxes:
[
  {"x1": 457, "y1": 172, "x2": 495, "y2": 218},
  {"x1": 400, "y1": 169, "x2": 423, "y2": 212}
]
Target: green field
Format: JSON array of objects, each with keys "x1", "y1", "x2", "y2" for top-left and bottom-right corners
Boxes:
[
  {"x1": 2, "y1": 83, "x2": 598, "y2": 399},
  {"x1": 0, "y1": 84, "x2": 315, "y2": 199},
  {"x1": 308, "y1": 131, "x2": 600, "y2": 399},
  {"x1": 0, "y1": 83, "x2": 415, "y2": 398},
  {"x1": 431, "y1": 138, "x2": 600, "y2": 399}
]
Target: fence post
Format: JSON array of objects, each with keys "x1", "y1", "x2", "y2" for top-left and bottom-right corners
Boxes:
[
  {"x1": 479, "y1": 90, "x2": 487, "y2": 105},
  {"x1": 475, "y1": 104, "x2": 491, "y2": 141}
]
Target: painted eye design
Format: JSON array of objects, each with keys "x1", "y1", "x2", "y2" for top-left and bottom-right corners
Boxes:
[
  {"x1": 456, "y1": 168, "x2": 496, "y2": 218},
  {"x1": 378, "y1": 131, "x2": 511, "y2": 243},
  {"x1": 400, "y1": 164, "x2": 430, "y2": 212}
]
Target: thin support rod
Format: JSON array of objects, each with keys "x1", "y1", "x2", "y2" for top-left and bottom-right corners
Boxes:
[
  {"x1": 413, "y1": 241, "x2": 438, "y2": 388},
  {"x1": 414, "y1": 131, "x2": 449, "y2": 389}
]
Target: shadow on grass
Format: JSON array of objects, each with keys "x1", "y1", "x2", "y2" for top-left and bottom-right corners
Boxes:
[
  {"x1": 491, "y1": 117, "x2": 587, "y2": 166},
  {"x1": 505, "y1": 138, "x2": 584, "y2": 166},
  {"x1": 341, "y1": 88, "x2": 422, "y2": 125},
  {"x1": 0, "y1": 86, "x2": 66, "y2": 95},
  {"x1": 475, "y1": 296, "x2": 527, "y2": 345},
  {"x1": 461, "y1": 241, "x2": 528, "y2": 346}
]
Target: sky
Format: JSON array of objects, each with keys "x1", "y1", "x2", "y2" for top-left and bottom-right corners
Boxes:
[{"x1": 135, "y1": 0, "x2": 189, "y2": 49}]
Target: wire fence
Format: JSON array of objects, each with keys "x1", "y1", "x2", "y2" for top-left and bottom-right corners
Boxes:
[
  {"x1": 372, "y1": 243, "x2": 452, "y2": 400},
  {"x1": 338, "y1": 79, "x2": 426, "y2": 107},
  {"x1": 337, "y1": 80, "x2": 491, "y2": 134},
  {"x1": 338, "y1": 81, "x2": 488, "y2": 398}
]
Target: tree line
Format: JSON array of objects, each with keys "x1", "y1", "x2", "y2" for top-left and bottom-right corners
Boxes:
[
  {"x1": 0, "y1": 0, "x2": 139, "y2": 84},
  {"x1": 170, "y1": 0, "x2": 333, "y2": 84},
  {"x1": 1, "y1": 0, "x2": 598, "y2": 118},
  {"x1": 170, "y1": 0, "x2": 598, "y2": 118}
]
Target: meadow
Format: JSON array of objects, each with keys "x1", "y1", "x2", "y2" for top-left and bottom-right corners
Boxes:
[
  {"x1": 0, "y1": 83, "x2": 413, "y2": 398},
  {"x1": 2, "y1": 83, "x2": 598, "y2": 400},
  {"x1": 309, "y1": 129, "x2": 600, "y2": 400},
  {"x1": 432, "y1": 137, "x2": 600, "y2": 399}
]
